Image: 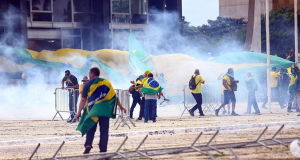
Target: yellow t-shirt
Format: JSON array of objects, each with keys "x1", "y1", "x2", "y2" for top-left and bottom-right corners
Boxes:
[
  {"x1": 191, "y1": 75, "x2": 204, "y2": 94},
  {"x1": 222, "y1": 75, "x2": 231, "y2": 91},
  {"x1": 79, "y1": 83, "x2": 84, "y2": 98},
  {"x1": 270, "y1": 71, "x2": 278, "y2": 88},
  {"x1": 134, "y1": 80, "x2": 142, "y2": 91}
]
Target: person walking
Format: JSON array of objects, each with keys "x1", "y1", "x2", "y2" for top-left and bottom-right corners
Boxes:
[
  {"x1": 188, "y1": 69, "x2": 205, "y2": 116},
  {"x1": 270, "y1": 67, "x2": 285, "y2": 108},
  {"x1": 215, "y1": 68, "x2": 239, "y2": 116},
  {"x1": 129, "y1": 75, "x2": 143, "y2": 119},
  {"x1": 287, "y1": 67, "x2": 299, "y2": 112},
  {"x1": 61, "y1": 70, "x2": 79, "y2": 123},
  {"x1": 76, "y1": 67, "x2": 126, "y2": 154},
  {"x1": 218, "y1": 73, "x2": 231, "y2": 115},
  {"x1": 244, "y1": 71, "x2": 260, "y2": 115},
  {"x1": 279, "y1": 68, "x2": 290, "y2": 104}
]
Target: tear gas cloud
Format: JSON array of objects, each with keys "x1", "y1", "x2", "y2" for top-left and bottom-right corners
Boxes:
[{"x1": 0, "y1": 6, "x2": 267, "y2": 120}]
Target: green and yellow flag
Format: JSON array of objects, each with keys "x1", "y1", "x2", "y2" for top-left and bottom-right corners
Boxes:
[
  {"x1": 141, "y1": 77, "x2": 163, "y2": 94},
  {"x1": 76, "y1": 78, "x2": 117, "y2": 136}
]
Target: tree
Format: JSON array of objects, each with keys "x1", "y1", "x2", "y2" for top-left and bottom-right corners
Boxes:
[{"x1": 261, "y1": 7, "x2": 299, "y2": 58}]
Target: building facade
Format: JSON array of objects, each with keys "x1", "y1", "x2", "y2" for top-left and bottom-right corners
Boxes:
[{"x1": 0, "y1": 0, "x2": 182, "y2": 52}]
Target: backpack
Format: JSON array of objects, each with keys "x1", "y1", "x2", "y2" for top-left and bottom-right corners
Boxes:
[
  {"x1": 189, "y1": 75, "x2": 200, "y2": 90},
  {"x1": 129, "y1": 85, "x2": 136, "y2": 94}
]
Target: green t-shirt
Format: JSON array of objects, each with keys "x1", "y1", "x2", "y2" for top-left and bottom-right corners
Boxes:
[{"x1": 62, "y1": 75, "x2": 79, "y2": 88}]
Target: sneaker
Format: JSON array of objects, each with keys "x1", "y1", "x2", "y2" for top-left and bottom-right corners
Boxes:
[
  {"x1": 188, "y1": 109, "x2": 194, "y2": 116},
  {"x1": 252, "y1": 112, "x2": 260, "y2": 115},
  {"x1": 215, "y1": 109, "x2": 220, "y2": 116},
  {"x1": 136, "y1": 118, "x2": 142, "y2": 121},
  {"x1": 199, "y1": 114, "x2": 205, "y2": 117},
  {"x1": 153, "y1": 120, "x2": 156, "y2": 123},
  {"x1": 144, "y1": 121, "x2": 148, "y2": 123},
  {"x1": 287, "y1": 110, "x2": 293, "y2": 113},
  {"x1": 261, "y1": 106, "x2": 268, "y2": 109},
  {"x1": 222, "y1": 110, "x2": 227, "y2": 115},
  {"x1": 243, "y1": 112, "x2": 251, "y2": 115},
  {"x1": 231, "y1": 111, "x2": 239, "y2": 116},
  {"x1": 227, "y1": 111, "x2": 230, "y2": 115},
  {"x1": 83, "y1": 146, "x2": 92, "y2": 154},
  {"x1": 67, "y1": 119, "x2": 76, "y2": 123}
]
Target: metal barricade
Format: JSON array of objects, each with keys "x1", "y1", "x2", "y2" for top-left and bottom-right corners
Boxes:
[
  {"x1": 114, "y1": 89, "x2": 136, "y2": 130},
  {"x1": 159, "y1": 83, "x2": 183, "y2": 109},
  {"x1": 182, "y1": 83, "x2": 220, "y2": 116},
  {"x1": 52, "y1": 88, "x2": 78, "y2": 123}
]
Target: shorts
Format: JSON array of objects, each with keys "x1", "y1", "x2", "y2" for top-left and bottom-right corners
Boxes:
[
  {"x1": 220, "y1": 94, "x2": 231, "y2": 104},
  {"x1": 223, "y1": 90, "x2": 236, "y2": 104}
]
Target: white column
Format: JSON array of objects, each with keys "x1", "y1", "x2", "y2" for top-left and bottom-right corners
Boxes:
[
  {"x1": 266, "y1": 0, "x2": 272, "y2": 112},
  {"x1": 295, "y1": 0, "x2": 298, "y2": 66}
]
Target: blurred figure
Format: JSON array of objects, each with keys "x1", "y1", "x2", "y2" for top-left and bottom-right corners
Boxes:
[
  {"x1": 215, "y1": 68, "x2": 239, "y2": 116},
  {"x1": 188, "y1": 69, "x2": 205, "y2": 117},
  {"x1": 217, "y1": 73, "x2": 231, "y2": 115},
  {"x1": 79, "y1": 76, "x2": 89, "y2": 99},
  {"x1": 158, "y1": 73, "x2": 167, "y2": 107},
  {"x1": 279, "y1": 68, "x2": 290, "y2": 104},
  {"x1": 21, "y1": 73, "x2": 28, "y2": 88},
  {"x1": 244, "y1": 71, "x2": 260, "y2": 115},
  {"x1": 129, "y1": 75, "x2": 143, "y2": 119},
  {"x1": 287, "y1": 67, "x2": 299, "y2": 112},
  {"x1": 61, "y1": 70, "x2": 79, "y2": 123}
]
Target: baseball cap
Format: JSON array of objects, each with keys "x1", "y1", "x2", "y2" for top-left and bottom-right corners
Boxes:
[
  {"x1": 145, "y1": 70, "x2": 151, "y2": 75},
  {"x1": 65, "y1": 70, "x2": 70, "y2": 75},
  {"x1": 138, "y1": 75, "x2": 144, "y2": 79}
]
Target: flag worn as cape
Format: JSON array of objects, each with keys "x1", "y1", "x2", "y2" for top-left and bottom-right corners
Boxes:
[
  {"x1": 76, "y1": 78, "x2": 117, "y2": 136},
  {"x1": 141, "y1": 77, "x2": 163, "y2": 94},
  {"x1": 128, "y1": 32, "x2": 153, "y2": 75}
]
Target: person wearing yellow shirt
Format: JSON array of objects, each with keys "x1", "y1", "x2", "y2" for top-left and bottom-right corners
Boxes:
[
  {"x1": 287, "y1": 68, "x2": 299, "y2": 112},
  {"x1": 270, "y1": 67, "x2": 286, "y2": 109},
  {"x1": 130, "y1": 70, "x2": 151, "y2": 120},
  {"x1": 188, "y1": 69, "x2": 205, "y2": 117},
  {"x1": 129, "y1": 75, "x2": 143, "y2": 119},
  {"x1": 79, "y1": 76, "x2": 89, "y2": 99},
  {"x1": 215, "y1": 68, "x2": 239, "y2": 116},
  {"x1": 218, "y1": 73, "x2": 231, "y2": 115}
]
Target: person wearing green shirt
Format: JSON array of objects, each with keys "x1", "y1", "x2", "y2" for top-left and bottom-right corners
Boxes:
[{"x1": 244, "y1": 71, "x2": 260, "y2": 114}]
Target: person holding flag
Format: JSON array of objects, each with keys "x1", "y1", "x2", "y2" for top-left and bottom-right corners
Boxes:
[
  {"x1": 141, "y1": 73, "x2": 163, "y2": 123},
  {"x1": 76, "y1": 67, "x2": 126, "y2": 154}
]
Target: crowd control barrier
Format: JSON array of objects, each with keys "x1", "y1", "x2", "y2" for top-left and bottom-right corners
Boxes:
[
  {"x1": 114, "y1": 89, "x2": 136, "y2": 130},
  {"x1": 182, "y1": 83, "x2": 220, "y2": 116},
  {"x1": 52, "y1": 88, "x2": 78, "y2": 123}
]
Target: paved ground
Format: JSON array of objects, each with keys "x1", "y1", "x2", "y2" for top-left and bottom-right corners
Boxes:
[{"x1": 0, "y1": 102, "x2": 300, "y2": 159}]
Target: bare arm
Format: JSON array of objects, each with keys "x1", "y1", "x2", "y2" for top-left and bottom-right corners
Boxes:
[
  {"x1": 66, "y1": 84, "x2": 79, "y2": 89},
  {"x1": 118, "y1": 99, "x2": 126, "y2": 113},
  {"x1": 131, "y1": 84, "x2": 143, "y2": 90},
  {"x1": 61, "y1": 80, "x2": 64, "y2": 89},
  {"x1": 76, "y1": 97, "x2": 87, "y2": 121}
]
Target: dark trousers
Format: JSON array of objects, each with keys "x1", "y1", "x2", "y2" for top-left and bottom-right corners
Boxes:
[
  {"x1": 287, "y1": 92, "x2": 299, "y2": 111},
  {"x1": 246, "y1": 91, "x2": 260, "y2": 113},
  {"x1": 69, "y1": 90, "x2": 79, "y2": 119},
  {"x1": 130, "y1": 92, "x2": 141, "y2": 118},
  {"x1": 261, "y1": 87, "x2": 284, "y2": 108},
  {"x1": 144, "y1": 99, "x2": 157, "y2": 122},
  {"x1": 84, "y1": 117, "x2": 109, "y2": 152},
  {"x1": 138, "y1": 97, "x2": 145, "y2": 119},
  {"x1": 191, "y1": 93, "x2": 204, "y2": 115}
]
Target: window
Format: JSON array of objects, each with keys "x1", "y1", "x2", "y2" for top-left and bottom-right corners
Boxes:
[
  {"x1": 53, "y1": 0, "x2": 71, "y2": 22},
  {"x1": 73, "y1": 0, "x2": 92, "y2": 23},
  {"x1": 31, "y1": 0, "x2": 52, "y2": 21},
  {"x1": 112, "y1": 0, "x2": 130, "y2": 13}
]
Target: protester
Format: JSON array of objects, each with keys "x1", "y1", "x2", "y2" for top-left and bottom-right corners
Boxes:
[
  {"x1": 279, "y1": 68, "x2": 290, "y2": 104},
  {"x1": 244, "y1": 71, "x2": 260, "y2": 115},
  {"x1": 129, "y1": 75, "x2": 143, "y2": 119},
  {"x1": 21, "y1": 73, "x2": 28, "y2": 88},
  {"x1": 130, "y1": 70, "x2": 151, "y2": 120},
  {"x1": 215, "y1": 68, "x2": 239, "y2": 116},
  {"x1": 287, "y1": 67, "x2": 299, "y2": 112},
  {"x1": 61, "y1": 70, "x2": 79, "y2": 123},
  {"x1": 79, "y1": 76, "x2": 89, "y2": 99},
  {"x1": 188, "y1": 69, "x2": 205, "y2": 116},
  {"x1": 270, "y1": 67, "x2": 286, "y2": 109},
  {"x1": 76, "y1": 67, "x2": 126, "y2": 154},
  {"x1": 141, "y1": 73, "x2": 163, "y2": 123},
  {"x1": 218, "y1": 73, "x2": 231, "y2": 115}
]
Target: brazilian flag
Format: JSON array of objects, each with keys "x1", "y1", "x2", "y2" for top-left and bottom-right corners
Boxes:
[
  {"x1": 141, "y1": 78, "x2": 163, "y2": 94},
  {"x1": 128, "y1": 32, "x2": 153, "y2": 75},
  {"x1": 76, "y1": 78, "x2": 117, "y2": 136}
]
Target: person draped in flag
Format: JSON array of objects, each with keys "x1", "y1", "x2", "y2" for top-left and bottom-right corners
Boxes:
[
  {"x1": 76, "y1": 67, "x2": 126, "y2": 154},
  {"x1": 141, "y1": 73, "x2": 163, "y2": 123},
  {"x1": 61, "y1": 70, "x2": 79, "y2": 123}
]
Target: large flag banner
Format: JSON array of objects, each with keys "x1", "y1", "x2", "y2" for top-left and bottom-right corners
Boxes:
[
  {"x1": 76, "y1": 78, "x2": 117, "y2": 136},
  {"x1": 141, "y1": 77, "x2": 163, "y2": 94},
  {"x1": 128, "y1": 32, "x2": 153, "y2": 75}
]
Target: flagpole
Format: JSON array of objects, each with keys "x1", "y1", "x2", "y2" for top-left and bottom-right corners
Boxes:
[
  {"x1": 295, "y1": 0, "x2": 298, "y2": 66},
  {"x1": 266, "y1": 0, "x2": 272, "y2": 113}
]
